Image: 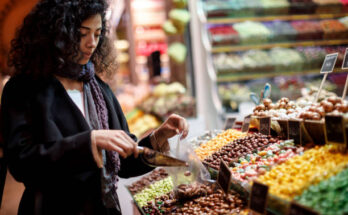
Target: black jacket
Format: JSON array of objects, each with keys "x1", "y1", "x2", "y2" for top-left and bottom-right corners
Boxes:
[{"x1": 1, "y1": 74, "x2": 154, "y2": 215}]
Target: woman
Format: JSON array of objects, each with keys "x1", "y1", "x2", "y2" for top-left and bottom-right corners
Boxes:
[{"x1": 1, "y1": 0, "x2": 188, "y2": 214}]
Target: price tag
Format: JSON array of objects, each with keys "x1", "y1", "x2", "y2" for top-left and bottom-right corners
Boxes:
[
  {"x1": 217, "y1": 161, "x2": 232, "y2": 194},
  {"x1": 288, "y1": 119, "x2": 302, "y2": 145},
  {"x1": 277, "y1": 120, "x2": 288, "y2": 139},
  {"x1": 224, "y1": 117, "x2": 236, "y2": 130},
  {"x1": 320, "y1": 52, "x2": 338, "y2": 74},
  {"x1": 325, "y1": 115, "x2": 346, "y2": 145},
  {"x1": 249, "y1": 181, "x2": 269, "y2": 214},
  {"x1": 288, "y1": 202, "x2": 319, "y2": 215},
  {"x1": 259, "y1": 117, "x2": 271, "y2": 135},
  {"x1": 242, "y1": 114, "x2": 251, "y2": 133},
  {"x1": 342, "y1": 48, "x2": 348, "y2": 69}
]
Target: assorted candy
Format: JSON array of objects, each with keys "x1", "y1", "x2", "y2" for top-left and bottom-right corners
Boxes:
[
  {"x1": 203, "y1": 133, "x2": 280, "y2": 170},
  {"x1": 230, "y1": 140, "x2": 304, "y2": 183},
  {"x1": 257, "y1": 144, "x2": 348, "y2": 200},
  {"x1": 194, "y1": 129, "x2": 246, "y2": 160}
]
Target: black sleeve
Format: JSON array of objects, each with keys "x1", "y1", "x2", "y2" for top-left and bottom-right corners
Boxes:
[
  {"x1": 106, "y1": 88, "x2": 155, "y2": 178},
  {"x1": 1, "y1": 78, "x2": 98, "y2": 186}
]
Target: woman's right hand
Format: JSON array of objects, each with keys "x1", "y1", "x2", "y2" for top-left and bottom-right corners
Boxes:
[{"x1": 92, "y1": 130, "x2": 138, "y2": 159}]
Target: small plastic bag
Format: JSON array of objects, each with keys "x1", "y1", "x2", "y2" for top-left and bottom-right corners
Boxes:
[{"x1": 165, "y1": 133, "x2": 211, "y2": 199}]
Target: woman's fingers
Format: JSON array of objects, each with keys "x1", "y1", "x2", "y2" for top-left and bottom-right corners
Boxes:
[
  {"x1": 119, "y1": 131, "x2": 139, "y2": 158},
  {"x1": 107, "y1": 142, "x2": 127, "y2": 159}
]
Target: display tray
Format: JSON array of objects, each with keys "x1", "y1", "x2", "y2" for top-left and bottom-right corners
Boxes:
[{"x1": 126, "y1": 186, "x2": 147, "y2": 215}]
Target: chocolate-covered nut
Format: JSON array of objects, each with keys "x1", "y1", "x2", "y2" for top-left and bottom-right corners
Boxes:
[
  {"x1": 184, "y1": 171, "x2": 191, "y2": 177},
  {"x1": 322, "y1": 101, "x2": 334, "y2": 113}
]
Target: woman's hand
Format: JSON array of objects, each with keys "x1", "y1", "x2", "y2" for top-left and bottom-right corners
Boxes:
[
  {"x1": 151, "y1": 114, "x2": 189, "y2": 152},
  {"x1": 93, "y1": 130, "x2": 138, "y2": 158}
]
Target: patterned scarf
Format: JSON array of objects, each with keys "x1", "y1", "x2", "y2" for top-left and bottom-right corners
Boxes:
[{"x1": 56, "y1": 61, "x2": 120, "y2": 209}]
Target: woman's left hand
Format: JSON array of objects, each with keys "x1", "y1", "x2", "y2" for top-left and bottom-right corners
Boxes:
[{"x1": 150, "y1": 114, "x2": 189, "y2": 152}]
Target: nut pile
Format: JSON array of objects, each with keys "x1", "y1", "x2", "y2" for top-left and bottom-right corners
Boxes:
[
  {"x1": 128, "y1": 168, "x2": 168, "y2": 195},
  {"x1": 299, "y1": 96, "x2": 348, "y2": 120},
  {"x1": 142, "y1": 184, "x2": 245, "y2": 215},
  {"x1": 253, "y1": 97, "x2": 298, "y2": 118},
  {"x1": 203, "y1": 133, "x2": 280, "y2": 170},
  {"x1": 253, "y1": 96, "x2": 348, "y2": 120}
]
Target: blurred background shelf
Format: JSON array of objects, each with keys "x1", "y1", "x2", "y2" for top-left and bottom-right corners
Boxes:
[
  {"x1": 211, "y1": 39, "x2": 348, "y2": 53},
  {"x1": 206, "y1": 13, "x2": 348, "y2": 24},
  {"x1": 216, "y1": 68, "x2": 347, "y2": 82}
]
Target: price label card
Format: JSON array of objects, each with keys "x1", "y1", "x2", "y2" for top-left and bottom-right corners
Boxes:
[
  {"x1": 224, "y1": 117, "x2": 236, "y2": 130},
  {"x1": 320, "y1": 53, "x2": 338, "y2": 74},
  {"x1": 288, "y1": 202, "x2": 319, "y2": 215},
  {"x1": 288, "y1": 119, "x2": 302, "y2": 145},
  {"x1": 277, "y1": 120, "x2": 288, "y2": 139},
  {"x1": 259, "y1": 117, "x2": 271, "y2": 135},
  {"x1": 217, "y1": 161, "x2": 232, "y2": 194},
  {"x1": 342, "y1": 48, "x2": 348, "y2": 69},
  {"x1": 249, "y1": 181, "x2": 269, "y2": 214},
  {"x1": 242, "y1": 114, "x2": 251, "y2": 133},
  {"x1": 325, "y1": 115, "x2": 346, "y2": 145}
]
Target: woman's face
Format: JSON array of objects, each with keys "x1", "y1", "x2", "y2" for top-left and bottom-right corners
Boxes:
[{"x1": 78, "y1": 14, "x2": 102, "y2": 65}]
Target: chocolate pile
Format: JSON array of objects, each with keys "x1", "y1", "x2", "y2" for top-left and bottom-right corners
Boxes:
[
  {"x1": 128, "y1": 168, "x2": 168, "y2": 195},
  {"x1": 203, "y1": 133, "x2": 280, "y2": 170}
]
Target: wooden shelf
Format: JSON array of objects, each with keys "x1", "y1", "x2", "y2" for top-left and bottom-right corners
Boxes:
[
  {"x1": 216, "y1": 68, "x2": 348, "y2": 82},
  {"x1": 206, "y1": 13, "x2": 348, "y2": 24},
  {"x1": 212, "y1": 39, "x2": 348, "y2": 53}
]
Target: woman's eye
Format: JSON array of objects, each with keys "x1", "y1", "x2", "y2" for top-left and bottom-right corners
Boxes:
[{"x1": 95, "y1": 34, "x2": 101, "y2": 38}]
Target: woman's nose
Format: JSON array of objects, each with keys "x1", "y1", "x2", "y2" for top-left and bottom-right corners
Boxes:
[{"x1": 87, "y1": 34, "x2": 97, "y2": 48}]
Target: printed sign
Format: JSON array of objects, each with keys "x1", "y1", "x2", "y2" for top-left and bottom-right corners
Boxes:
[
  {"x1": 288, "y1": 202, "x2": 319, "y2": 215},
  {"x1": 217, "y1": 161, "x2": 232, "y2": 194},
  {"x1": 342, "y1": 48, "x2": 348, "y2": 69},
  {"x1": 224, "y1": 117, "x2": 236, "y2": 130},
  {"x1": 325, "y1": 115, "x2": 346, "y2": 144},
  {"x1": 242, "y1": 114, "x2": 251, "y2": 133},
  {"x1": 249, "y1": 181, "x2": 269, "y2": 214},
  {"x1": 288, "y1": 119, "x2": 302, "y2": 145},
  {"x1": 259, "y1": 117, "x2": 271, "y2": 135},
  {"x1": 320, "y1": 53, "x2": 338, "y2": 74}
]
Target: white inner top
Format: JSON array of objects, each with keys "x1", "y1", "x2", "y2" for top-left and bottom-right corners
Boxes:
[{"x1": 67, "y1": 89, "x2": 85, "y2": 117}]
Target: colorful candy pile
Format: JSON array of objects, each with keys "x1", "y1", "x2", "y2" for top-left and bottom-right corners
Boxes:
[
  {"x1": 230, "y1": 140, "x2": 304, "y2": 183},
  {"x1": 257, "y1": 144, "x2": 348, "y2": 200}
]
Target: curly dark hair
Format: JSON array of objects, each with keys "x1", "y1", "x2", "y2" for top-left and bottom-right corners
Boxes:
[{"x1": 8, "y1": 0, "x2": 116, "y2": 77}]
